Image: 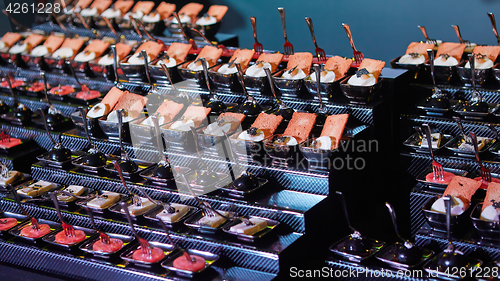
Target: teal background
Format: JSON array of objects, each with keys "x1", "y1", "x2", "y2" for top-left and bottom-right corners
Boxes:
[
  {"x1": 3, "y1": 0, "x2": 500, "y2": 62},
  {"x1": 212, "y1": 0, "x2": 500, "y2": 62}
]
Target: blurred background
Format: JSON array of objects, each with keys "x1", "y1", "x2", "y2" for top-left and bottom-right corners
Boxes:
[{"x1": 2, "y1": 0, "x2": 500, "y2": 62}]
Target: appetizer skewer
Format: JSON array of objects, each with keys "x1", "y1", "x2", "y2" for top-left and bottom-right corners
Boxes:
[
  {"x1": 158, "y1": 218, "x2": 205, "y2": 272},
  {"x1": 120, "y1": 201, "x2": 165, "y2": 263},
  {"x1": 9, "y1": 185, "x2": 50, "y2": 237},
  {"x1": 39, "y1": 109, "x2": 72, "y2": 162},
  {"x1": 78, "y1": 107, "x2": 107, "y2": 167},
  {"x1": 83, "y1": 206, "x2": 124, "y2": 253},
  {"x1": 50, "y1": 192, "x2": 86, "y2": 245}
]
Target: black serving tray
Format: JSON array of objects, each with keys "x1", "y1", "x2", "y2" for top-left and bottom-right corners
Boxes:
[
  {"x1": 139, "y1": 165, "x2": 191, "y2": 187},
  {"x1": 329, "y1": 235, "x2": 385, "y2": 263},
  {"x1": 184, "y1": 209, "x2": 231, "y2": 234},
  {"x1": 0, "y1": 211, "x2": 28, "y2": 236},
  {"x1": 36, "y1": 151, "x2": 83, "y2": 170},
  {"x1": 42, "y1": 225, "x2": 96, "y2": 250},
  {"x1": 422, "y1": 195, "x2": 472, "y2": 234},
  {"x1": 71, "y1": 154, "x2": 109, "y2": 174},
  {"x1": 108, "y1": 197, "x2": 161, "y2": 218},
  {"x1": 221, "y1": 216, "x2": 279, "y2": 242},
  {"x1": 9, "y1": 218, "x2": 61, "y2": 244},
  {"x1": 423, "y1": 252, "x2": 482, "y2": 280},
  {"x1": 161, "y1": 248, "x2": 220, "y2": 278},
  {"x1": 103, "y1": 159, "x2": 154, "y2": 180},
  {"x1": 79, "y1": 232, "x2": 135, "y2": 258},
  {"x1": 215, "y1": 176, "x2": 268, "y2": 198},
  {"x1": 445, "y1": 135, "x2": 495, "y2": 157},
  {"x1": 120, "y1": 241, "x2": 175, "y2": 267},
  {"x1": 75, "y1": 191, "x2": 128, "y2": 215},
  {"x1": 452, "y1": 101, "x2": 499, "y2": 120},
  {"x1": 143, "y1": 203, "x2": 198, "y2": 227},
  {"x1": 179, "y1": 169, "x2": 230, "y2": 195},
  {"x1": 403, "y1": 132, "x2": 453, "y2": 153},
  {"x1": 14, "y1": 180, "x2": 62, "y2": 199}
]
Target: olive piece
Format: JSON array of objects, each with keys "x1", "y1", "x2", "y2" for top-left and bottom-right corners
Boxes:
[{"x1": 48, "y1": 146, "x2": 72, "y2": 162}]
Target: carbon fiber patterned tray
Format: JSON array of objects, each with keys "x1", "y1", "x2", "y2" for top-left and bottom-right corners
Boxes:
[{"x1": 0, "y1": 198, "x2": 282, "y2": 280}]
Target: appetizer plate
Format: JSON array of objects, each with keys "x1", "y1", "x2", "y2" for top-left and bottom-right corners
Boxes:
[
  {"x1": 329, "y1": 235, "x2": 385, "y2": 263},
  {"x1": 374, "y1": 242, "x2": 434, "y2": 270},
  {"x1": 40, "y1": 186, "x2": 95, "y2": 208},
  {"x1": 72, "y1": 154, "x2": 109, "y2": 174},
  {"x1": 79, "y1": 232, "x2": 135, "y2": 258},
  {"x1": 423, "y1": 253, "x2": 482, "y2": 280},
  {"x1": 180, "y1": 170, "x2": 230, "y2": 194},
  {"x1": 0, "y1": 211, "x2": 28, "y2": 236},
  {"x1": 120, "y1": 241, "x2": 175, "y2": 267},
  {"x1": 184, "y1": 209, "x2": 232, "y2": 234},
  {"x1": 422, "y1": 195, "x2": 471, "y2": 234},
  {"x1": 9, "y1": 218, "x2": 61, "y2": 243},
  {"x1": 108, "y1": 197, "x2": 161, "y2": 218},
  {"x1": 304, "y1": 76, "x2": 345, "y2": 101},
  {"x1": 13, "y1": 180, "x2": 62, "y2": 199},
  {"x1": 445, "y1": 135, "x2": 495, "y2": 157},
  {"x1": 263, "y1": 134, "x2": 305, "y2": 162},
  {"x1": 452, "y1": 101, "x2": 499, "y2": 120},
  {"x1": 339, "y1": 76, "x2": 384, "y2": 104},
  {"x1": 31, "y1": 113, "x2": 73, "y2": 131},
  {"x1": 221, "y1": 216, "x2": 279, "y2": 242},
  {"x1": 416, "y1": 99, "x2": 453, "y2": 116},
  {"x1": 215, "y1": 177, "x2": 268, "y2": 198},
  {"x1": 403, "y1": 132, "x2": 453, "y2": 152},
  {"x1": 415, "y1": 166, "x2": 468, "y2": 188},
  {"x1": 0, "y1": 173, "x2": 31, "y2": 192},
  {"x1": 161, "y1": 249, "x2": 219, "y2": 278},
  {"x1": 104, "y1": 159, "x2": 155, "y2": 180},
  {"x1": 75, "y1": 191, "x2": 128, "y2": 215},
  {"x1": 299, "y1": 138, "x2": 348, "y2": 164},
  {"x1": 470, "y1": 203, "x2": 500, "y2": 243},
  {"x1": 36, "y1": 151, "x2": 83, "y2": 170},
  {"x1": 140, "y1": 166, "x2": 191, "y2": 187},
  {"x1": 42, "y1": 225, "x2": 96, "y2": 250},
  {"x1": 143, "y1": 204, "x2": 198, "y2": 227},
  {"x1": 390, "y1": 55, "x2": 426, "y2": 71},
  {"x1": 457, "y1": 62, "x2": 490, "y2": 86}
]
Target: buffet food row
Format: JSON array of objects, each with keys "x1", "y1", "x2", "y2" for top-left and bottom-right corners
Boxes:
[{"x1": 0, "y1": 2, "x2": 384, "y2": 280}]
